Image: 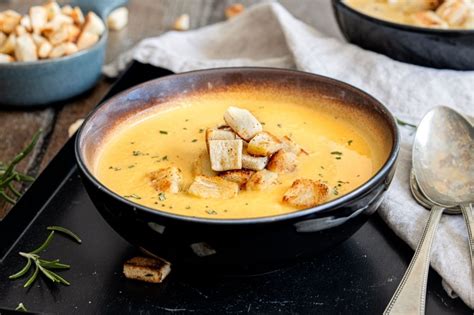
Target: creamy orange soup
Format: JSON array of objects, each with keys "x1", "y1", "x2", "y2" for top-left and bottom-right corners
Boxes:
[{"x1": 92, "y1": 89, "x2": 391, "y2": 219}]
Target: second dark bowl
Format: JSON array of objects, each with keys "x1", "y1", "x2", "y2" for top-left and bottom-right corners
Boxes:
[
  {"x1": 75, "y1": 68, "x2": 399, "y2": 273},
  {"x1": 332, "y1": 0, "x2": 474, "y2": 70}
]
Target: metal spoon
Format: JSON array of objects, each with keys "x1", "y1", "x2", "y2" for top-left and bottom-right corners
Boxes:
[{"x1": 384, "y1": 107, "x2": 474, "y2": 314}]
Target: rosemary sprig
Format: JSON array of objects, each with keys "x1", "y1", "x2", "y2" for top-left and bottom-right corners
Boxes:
[
  {"x1": 8, "y1": 226, "x2": 80, "y2": 288},
  {"x1": 0, "y1": 130, "x2": 41, "y2": 204}
]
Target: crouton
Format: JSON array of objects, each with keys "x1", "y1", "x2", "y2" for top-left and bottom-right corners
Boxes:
[
  {"x1": 71, "y1": 7, "x2": 85, "y2": 26},
  {"x1": 436, "y1": 0, "x2": 469, "y2": 26},
  {"x1": 20, "y1": 15, "x2": 32, "y2": 32},
  {"x1": 0, "y1": 33, "x2": 15, "y2": 54},
  {"x1": 208, "y1": 139, "x2": 243, "y2": 171},
  {"x1": 123, "y1": 256, "x2": 171, "y2": 284},
  {"x1": 14, "y1": 25, "x2": 26, "y2": 36},
  {"x1": 107, "y1": 7, "x2": 128, "y2": 31},
  {"x1": 188, "y1": 175, "x2": 239, "y2": 199},
  {"x1": 61, "y1": 5, "x2": 73, "y2": 16},
  {"x1": 219, "y1": 169, "x2": 254, "y2": 188},
  {"x1": 282, "y1": 179, "x2": 329, "y2": 208},
  {"x1": 0, "y1": 32, "x2": 5, "y2": 46},
  {"x1": 82, "y1": 12, "x2": 105, "y2": 36},
  {"x1": 267, "y1": 150, "x2": 297, "y2": 174},
  {"x1": 192, "y1": 150, "x2": 217, "y2": 177},
  {"x1": 247, "y1": 131, "x2": 282, "y2": 156},
  {"x1": 43, "y1": 14, "x2": 74, "y2": 34},
  {"x1": 48, "y1": 42, "x2": 68, "y2": 58},
  {"x1": 0, "y1": 53, "x2": 14, "y2": 63},
  {"x1": 225, "y1": 4, "x2": 245, "y2": 19},
  {"x1": 14, "y1": 34, "x2": 37, "y2": 61},
  {"x1": 43, "y1": 1, "x2": 61, "y2": 20},
  {"x1": 64, "y1": 24, "x2": 80, "y2": 42},
  {"x1": 38, "y1": 41, "x2": 52, "y2": 58},
  {"x1": 281, "y1": 136, "x2": 308, "y2": 155},
  {"x1": 64, "y1": 42, "x2": 78, "y2": 55},
  {"x1": 147, "y1": 166, "x2": 182, "y2": 194},
  {"x1": 173, "y1": 14, "x2": 190, "y2": 31},
  {"x1": 76, "y1": 31, "x2": 98, "y2": 50},
  {"x1": 242, "y1": 152, "x2": 268, "y2": 171},
  {"x1": 44, "y1": 24, "x2": 69, "y2": 45},
  {"x1": 0, "y1": 10, "x2": 21, "y2": 34},
  {"x1": 206, "y1": 128, "x2": 237, "y2": 150},
  {"x1": 29, "y1": 6, "x2": 48, "y2": 34},
  {"x1": 246, "y1": 170, "x2": 278, "y2": 191},
  {"x1": 223, "y1": 106, "x2": 262, "y2": 141},
  {"x1": 31, "y1": 33, "x2": 47, "y2": 46}
]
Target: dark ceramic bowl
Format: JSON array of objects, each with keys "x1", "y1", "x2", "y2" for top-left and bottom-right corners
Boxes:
[
  {"x1": 75, "y1": 68, "x2": 400, "y2": 273},
  {"x1": 0, "y1": 0, "x2": 126, "y2": 108},
  {"x1": 332, "y1": 0, "x2": 474, "y2": 70}
]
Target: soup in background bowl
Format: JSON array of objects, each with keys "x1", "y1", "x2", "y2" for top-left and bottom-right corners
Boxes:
[{"x1": 76, "y1": 68, "x2": 399, "y2": 272}]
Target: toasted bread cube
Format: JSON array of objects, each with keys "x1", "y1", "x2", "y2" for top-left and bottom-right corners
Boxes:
[
  {"x1": 0, "y1": 33, "x2": 15, "y2": 54},
  {"x1": 147, "y1": 166, "x2": 182, "y2": 194},
  {"x1": 192, "y1": 150, "x2": 217, "y2": 177},
  {"x1": 173, "y1": 14, "x2": 190, "y2": 31},
  {"x1": 0, "y1": 10, "x2": 21, "y2": 34},
  {"x1": 223, "y1": 106, "x2": 262, "y2": 141},
  {"x1": 225, "y1": 3, "x2": 245, "y2": 19},
  {"x1": 76, "y1": 31, "x2": 99, "y2": 50},
  {"x1": 242, "y1": 152, "x2": 268, "y2": 171},
  {"x1": 107, "y1": 7, "x2": 128, "y2": 31},
  {"x1": 71, "y1": 7, "x2": 85, "y2": 26},
  {"x1": 64, "y1": 42, "x2": 78, "y2": 55},
  {"x1": 43, "y1": 1, "x2": 62, "y2": 20},
  {"x1": 14, "y1": 34, "x2": 37, "y2": 62},
  {"x1": 0, "y1": 53, "x2": 14, "y2": 63},
  {"x1": 267, "y1": 150, "x2": 297, "y2": 174},
  {"x1": 44, "y1": 24, "x2": 69, "y2": 45},
  {"x1": 281, "y1": 136, "x2": 308, "y2": 155},
  {"x1": 206, "y1": 128, "x2": 237, "y2": 150},
  {"x1": 411, "y1": 11, "x2": 448, "y2": 28},
  {"x1": 64, "y1": 24, "x2": 80, "y2": 42},
  {"x1": 219, "y1": 169, "x2": 255, "y2": 188},
  {"x1": 188, "y1": 175, "x2": 239, "y2": 199},
  {"x1": 209, "y1": 139, "x2": 243, "y2": 171},
  {"x1": 436, "y1": 0, "x2": 469, "y2": 26},
  {"x1": 0, "y1": 32, "x2": 6, "y2": 47},
  {"x1": 283, "y1": 179, "x2": 329, "y2": 208},
  {"x1": 49, "y1": 42, "x2": 77, "y2": 58},
  {"x1": 247, "y1": 131, "x2": 282, "y2": 156},
  {"x1": 123, "y1": 256, "x2": 171, "y2": 284},
  {"x1": 61, "y1": 5, "x2": 73, "y2": 16},
  {"x1": 32, "y1": 34, "x2": 46, "y2": 46},
  {"x1": 43, "y1": 14, "x2": 74, "y2": 34},
  {"x1": 82, "y1": 12, "x2": 105, "y2": 36},
  {"x1": 15, "y1": 25, "x2": 26, "y2": 36},
  {"x1": 20, "y1": 15, "x2": 32, "y2": 32},
  {"x1": 245, "y1": 170, "x2": 278, "y2": 191},
  {"x1": 30, "y1": 6, "x2": 48, "y2": 34},
  {"x1": 38, "y1": 41, "x2": 52, "y2": 58}
]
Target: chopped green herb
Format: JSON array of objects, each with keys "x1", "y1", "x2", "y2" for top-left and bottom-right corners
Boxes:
[
  {"x1": 261, "y1": 122, "x2": 266, "y2": 125},
  {"x1": 185, "y1": 119, "x2": 189, "y2": 122},
  {"x1": 396, "y1": 117, "x2": 417, "y2": 128},
  {"x1": 162, "y1": 156, "x2": 168, "y2": 161},
  {"x1": 318, "y1": 173, "x2": 323, "y2": 177},
  {"x1": 335, "y1": 157, "x2": 342, "y2": 160},
  {"x1": 158, "y1": 192, "x2": 166, "y2": 201},
  {"x1": 151, "y1": 155, "x2": 160, "y2": 159},
  {"x1": 159, "y1": 130, "x2": 168, "y2": 135},
  {"x1": 277, "y1": 123, "x2": 282, "y2": 128},
  {"x1": 124, "y1": 194, "x2": 141, "y2": 200},
  {"x1": 185, "y1": 206, "x2": 191, "y2": 210},
  {"x1": 347, "y1": 140, "x2": 353, "y2": 146},
  {"x1": 15, "y1": 303, "x2": 27, "y2": 312},
  {"x1": 199, "y1": 129, "x2": 204, "y2": 133},
  {"x1": 331, "y1": 151, "x2": 343, "y2": 155},
  {"x1": 128, "y1": 165, "x2": 135, "y2": 169},
  {"x1": 109, "y1": 167, "x2": 121, "y2": 171},
  {"x1": 192, "y1": 139, "x2": 197, "y2": 143},
  {"x1": 205, "y1": 210, "x2": 218, "y2": 215},
  {"x1": 132, "y1": 150, "x2": 148, "y2": 156},
  {"x1": 320, "y1": 166, "x2": 325, "y2": 169},
  {"x1": 183, "y1": 127, "x2": 187, "y2": 130}
]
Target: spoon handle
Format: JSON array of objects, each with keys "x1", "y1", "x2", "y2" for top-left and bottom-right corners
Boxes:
[
  {"x1": 384, "y1": 205, "x2": 444, "y2": 315},
  {"x1": 460, "y1": 203, "x2": 474, "y2": 306}
]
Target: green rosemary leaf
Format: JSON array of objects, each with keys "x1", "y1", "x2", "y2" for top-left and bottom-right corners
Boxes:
[
  {"x1": 396, "y1": 117, "x2": 417, "y2": 128},
  {"x1": 39, "y1": 259, "x2": 70, "y2": 269},
  {"x1": 7, "y1": 183, "x2": 21, "y2": 198},
  {"x1": 30, "y1": 231, "x2": 55, "y2": 254},
  {"x1": 15, "y1": 303, "x2": 27, "y2": 312},
  {"x1": 38, "y1": 264, "x2": 59, "y2": 283},
  {"x1": 0, "y1": 191, "x2": 16, "y2": 204},
  {"x1": 23, "y1": 264, "x2": 39, "y2": 288},
  {"x1": 45, "y1": 269, "x2": 70, "y2": 286},
  {"x1": 9, "y1": 258, "x2": 32, "y2": 279},
  {"x1": 47, "y1": 226, "x2": 82, "y2": 244}
]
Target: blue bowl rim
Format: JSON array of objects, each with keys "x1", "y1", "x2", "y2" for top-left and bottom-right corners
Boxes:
[{"x1": 75, "y1": 67, "x2": 400, "y2": 226}]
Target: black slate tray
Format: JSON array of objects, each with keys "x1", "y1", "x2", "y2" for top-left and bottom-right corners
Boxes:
[{"x1": 0, "y1": 62, "x2": 470, "y2": 314}]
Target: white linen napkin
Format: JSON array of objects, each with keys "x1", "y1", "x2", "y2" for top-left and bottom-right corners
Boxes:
[{"x1": 104, "y1": 1, "x2": 474, "y2": 308}]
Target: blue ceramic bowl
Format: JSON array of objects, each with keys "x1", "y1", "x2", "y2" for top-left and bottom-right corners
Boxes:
[
  {"x1": 0, "y1": 0, "x2": 127, "y2": 107},
  {"x1": 75, "y1": 68, "x2": 400, "y2": 274}
]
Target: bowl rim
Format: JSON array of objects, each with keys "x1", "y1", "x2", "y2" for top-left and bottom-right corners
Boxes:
[
  {"x1": 333, "y1": 0, "x2": 474, "y2": 35},
  {"x1": 75, "y1": 67, "x2": 400, "y2": 225}
]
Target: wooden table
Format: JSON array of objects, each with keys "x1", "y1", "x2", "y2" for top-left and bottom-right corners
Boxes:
[{"x1": 0, "y1": 0, "x2": 334, "y2": 217}]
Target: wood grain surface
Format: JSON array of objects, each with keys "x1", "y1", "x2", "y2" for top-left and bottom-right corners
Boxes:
[{"x1": 0, "y1": 0, "x2": 326, "y2": 217}]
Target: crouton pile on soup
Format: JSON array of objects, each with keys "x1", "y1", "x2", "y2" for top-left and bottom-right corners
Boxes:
[
  {"x1": 93, "y1": 90, "x2": 391, "y2": 219},
  {"x1": 0, "y1": 0, "x2": 105, "y2": 63}
]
